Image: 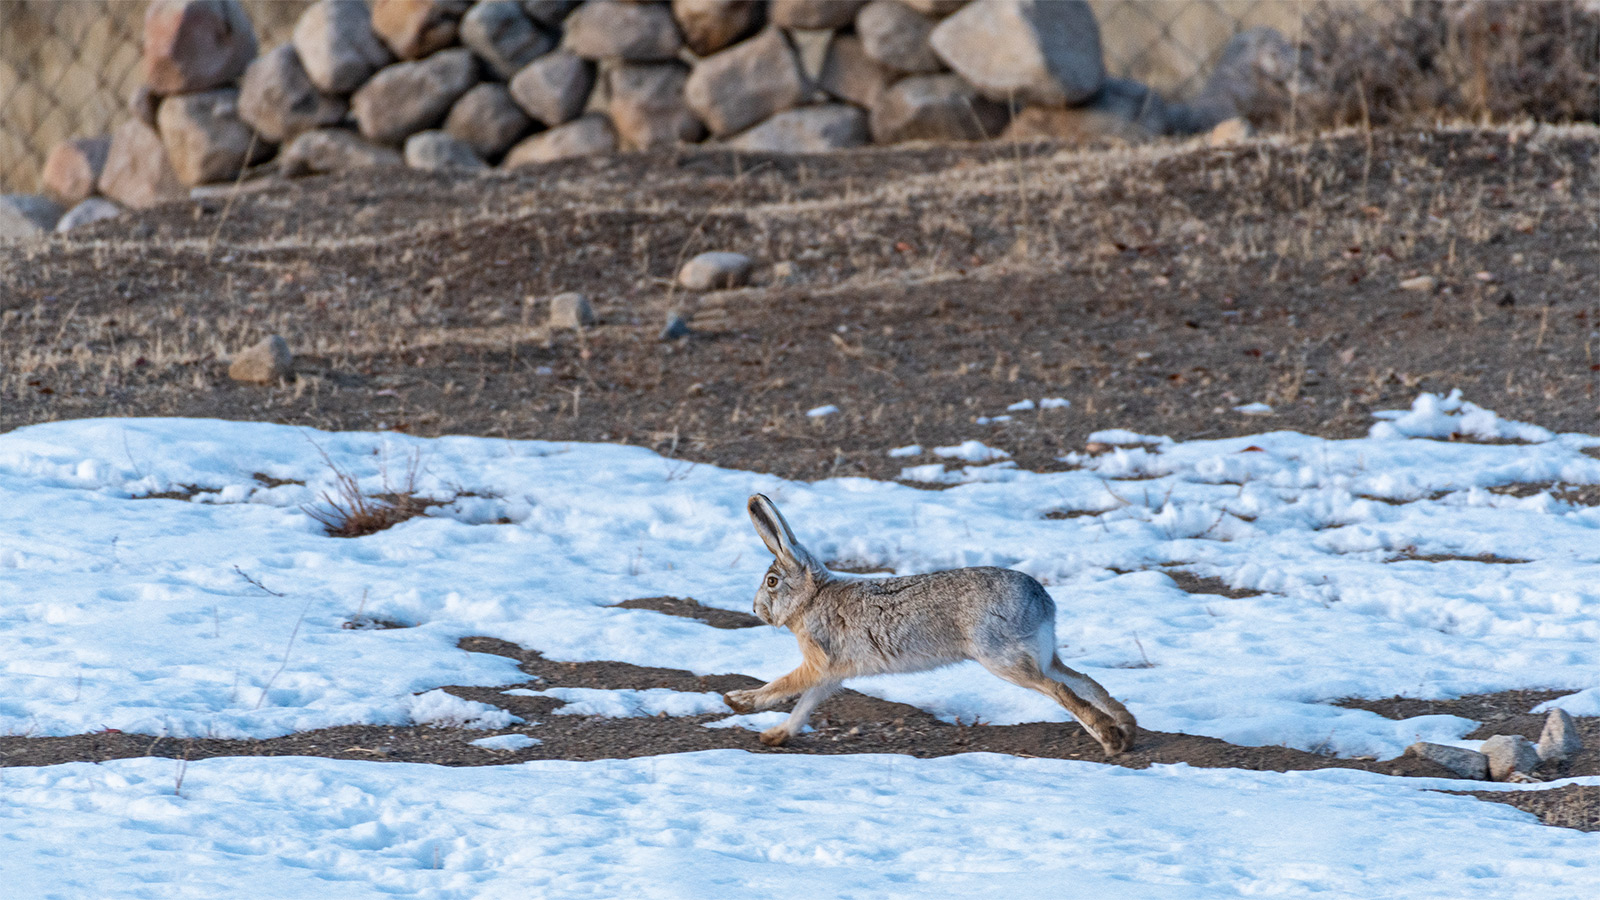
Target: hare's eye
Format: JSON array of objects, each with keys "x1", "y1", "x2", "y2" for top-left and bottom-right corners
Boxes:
[{"x1": 765, "y1": 575, "x2": 779, "y2": 588}]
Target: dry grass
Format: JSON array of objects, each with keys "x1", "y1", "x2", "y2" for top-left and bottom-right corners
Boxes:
[
  {"x1": 1296, "y1": 1, "x2": 1600, "y2": 131},
  {"x1": 302, "y1": 447, "x2": 441, "y2": 538}
]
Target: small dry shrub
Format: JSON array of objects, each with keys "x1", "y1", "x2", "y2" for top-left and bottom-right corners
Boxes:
[
  {"x1": 303, "y1": 448, "x2": 440, "y2": 538},
  {"x1": 1295, "y1": 0, "x2": 1600, "y2": 129}
]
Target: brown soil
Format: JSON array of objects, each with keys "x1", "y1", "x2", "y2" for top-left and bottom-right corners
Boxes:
[
  {"x1": 2, "y1": 632, "x2": 1591, "y2": 827},
  {"x1": 2, "y1": 127, "x2": 1596, "y2": 828}
]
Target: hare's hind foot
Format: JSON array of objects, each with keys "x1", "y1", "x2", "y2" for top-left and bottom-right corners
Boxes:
[{"x1": 1097, "y1": 720, "x2": 1137, "y2": 757}]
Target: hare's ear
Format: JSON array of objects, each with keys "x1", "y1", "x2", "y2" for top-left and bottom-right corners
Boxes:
[{"x1": 748, "y1": 494, "x2": 816, "y2": 571}]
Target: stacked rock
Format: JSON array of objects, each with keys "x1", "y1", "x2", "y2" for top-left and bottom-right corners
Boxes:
[{"x1": 10, "y1": 0, "x2": 1287, "y2": 234}]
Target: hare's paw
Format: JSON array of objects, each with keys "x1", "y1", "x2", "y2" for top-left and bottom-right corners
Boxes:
[
  {"x1": 723, "y1": 689, "x2": 761, "y2": 714},
  {"x1": 1095, "y1": 722, "x2": 1136, "y2": 757},
  {"x1": 758, "y1": 725, "x2": 792, "y2": 747}
]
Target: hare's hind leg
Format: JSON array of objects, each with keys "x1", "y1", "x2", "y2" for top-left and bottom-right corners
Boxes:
[
  {"x1": 980, "y1": 656, "x2": 1130, "y2": 757},
  {"x1": 1048, "y1": 656, "x2": 1138, "y2": 753}
]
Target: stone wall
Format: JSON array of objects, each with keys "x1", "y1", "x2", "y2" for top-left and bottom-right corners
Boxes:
[{"x1": 4, "y1": 0, "x2": 1318, "y2": 210}]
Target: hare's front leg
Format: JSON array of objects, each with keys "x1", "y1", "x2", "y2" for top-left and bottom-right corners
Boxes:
[
  {"x1": 723, "y1": 663, "x2": 824, "y2": 714},
  {"x1": 758, "y1": 680, "x2": 840, "y2": 746}
]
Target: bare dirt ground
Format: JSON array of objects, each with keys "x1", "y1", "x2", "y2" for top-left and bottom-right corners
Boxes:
[{"x1": 2, "y1": 126, "x2": 1597, "y2": 827}]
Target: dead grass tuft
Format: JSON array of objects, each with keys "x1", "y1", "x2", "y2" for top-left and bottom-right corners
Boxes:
[
  {"x1": 1296, "y1": 1, "x2": 1600, "y2": 131},
  {"x1": 303, "y1": 447, "x2": 441, "y2": 538}
]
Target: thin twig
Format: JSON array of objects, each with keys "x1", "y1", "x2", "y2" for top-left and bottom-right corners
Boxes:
[{"x1": 255, "y1": 595, "x2": 314, "y2": 710}]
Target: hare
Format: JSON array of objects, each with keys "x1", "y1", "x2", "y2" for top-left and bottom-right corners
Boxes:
[{"x1": 724, "y1": 494, "x2": 1138, "y2": 756}]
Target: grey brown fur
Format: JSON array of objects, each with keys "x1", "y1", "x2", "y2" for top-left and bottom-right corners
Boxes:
[{"x1": 726, "y1": 494, "x2": 1138, "y2": 755}]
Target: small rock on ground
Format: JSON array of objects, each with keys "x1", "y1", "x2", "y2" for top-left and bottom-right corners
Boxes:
[
  {"x1": 547, "y1": 292, "x2": 595, "y2": 328},
  {"x1": 228, "y1": 335, "x2": 294, "y2": 384},
  {"x1": 1399, "y1": 275, "x2": 1438, "y2": 293},
  {"x1": 0, "y1": 194, "x2": 64, "y2": 240},
  {"x1": 502, "y1": 113, "x2": 616, "y2": 165},
  {"x1": 1539, "y1": 708, "x2": 1583, "y2": 764},
  {"x1": 403, "y1": 130, "x2": 488, "y2": 171},
  {"x1": 1481, "y1": 734, "x2": 1541, "y2": 782},
  {"x1": 678, "y1": 251, "x2": 752, "y2": 290},
  {"x1": 1405, "y1": 741, "x2": 1489, "y2": 780},
  {"x1": 55, "y1": 198, "x2": 124, "y2": 233},
  {"x1": 659, "y1": 311, "x2": 691, "y2": 341}
]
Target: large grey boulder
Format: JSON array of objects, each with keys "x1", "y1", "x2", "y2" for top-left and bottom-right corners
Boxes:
[
  {"x1": 460, "y1": 1, "x2": 554, "y2": 79},
  {"x1": 508, "y1": 50, "x2": 595, "y2": 126},
  {"x1": 1538, "y1": 708, "x2": 1584, "y2": 764},
  {"x1": 672, "y1": 0, "x2": 763, "y2": 57},
  {"x1": 870, "y1": 73, "x2": 1006, "y2": 144},
  {"x1": 352, "y1": 48, "x2": 480, "y2": 144},
  {"x1": 279, "y1": 127, "x2": 404, "y2": 175},
  {"x1": 502, "y1": 113, "x2": 617, "y2": 165},
  {"x1": 1480, "y1": 734, "x2": 1541, "y2": 782},
  {"x1": 55, "y1": 198, "x2": 124, "y2": 233},
  {"x1": 371, "y1": 0, "x2": 469, "y2": 60},
  {"x1": 239, "y1": 44, "x2": 349, "y2": 144},
  {"x1": 929, "y1": 0, "x2": 1103, "y2": 106},
  {"x1": 856, "y1": 0, "x2": 943, "y2": 74},
  {"x1": 445, "y1": 83, "x2": 533, "y2": 159},
  {"x1": 768, "y1": 0, "x2": 867, "y2": 29},
  {"x1": 727, "y1": 104, "x2": 867, "y2": 152},
  {"x1": 157, "y1": 89, "x2": 272, "y2": 186},
  {"x1": 98, "y1": 119, "x2": 188, "y2": 208},
  {"x1": 293, "y1": 0, "x2": 394, "y2": 94},
  {"x1": 685, "y1": 28, "x2": 807, "y2": 138},
  {"x1": 0, "y1": 194, "x2": 63, "y2": 240},
  {"x1": 142, "y1": 0, "x2": 259, "y2": 95},
  {"x1": 564, "y1": 1, "x2": 683, "y2": 62},
  {"x1": 41, "y1": 136, "x2": 111, "y2": 207},
  {"x1": 608, "y1": 63, "x2": 706, "y2": 150},
  {"x1": 1404, "y1": 742, "x2": 1489, "y2": 780},
  {"x1": 818, "y1": 34, "x2": 892, "y2": 110}
]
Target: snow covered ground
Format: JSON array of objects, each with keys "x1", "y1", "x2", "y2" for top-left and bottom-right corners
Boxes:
[{"x1": 3, "y1": 392, "x2": 1599, "y2": 896}]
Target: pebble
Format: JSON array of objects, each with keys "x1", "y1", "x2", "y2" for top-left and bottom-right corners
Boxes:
[
  {"x1": 659, "y1": 311, "x2": 691, "y2": 341},
  {"x1": 678, "y1": 251, "x2": 752, "y2": 290},
  {"x1": 228, "y1": 335, "x2": 294, "y2": 384},
  {"x1": 548, "y1": 292, "x2": 595, "y2": 329}
]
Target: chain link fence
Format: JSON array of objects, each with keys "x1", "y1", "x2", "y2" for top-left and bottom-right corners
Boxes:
[
  {"x1": 0, "y1": 0, "x2": 305, "y2": 193},
  {"x1": 2, "y1": 1, "x2": 1594, "y2": 194}
]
